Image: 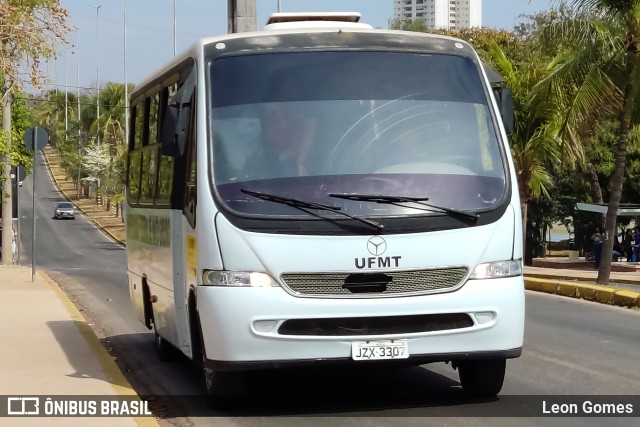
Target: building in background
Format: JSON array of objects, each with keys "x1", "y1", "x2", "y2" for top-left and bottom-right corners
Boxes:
[{"x1": 393, "y1": 0, "x2": 482, "y2": 30}]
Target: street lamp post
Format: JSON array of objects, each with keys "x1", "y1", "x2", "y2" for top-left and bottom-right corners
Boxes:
[
  {"x1": 64, "y1": 53, "x2": 68, "y2": 137},
  {"x1": 277, "y1": 0, "x2": 281, "y2": 12},
  {"x1": 96, "y1": 5, "x2": 102, "y2": 145},
  {"x1": 173, "y1": 0, "x2": 177, "y2": 56}
]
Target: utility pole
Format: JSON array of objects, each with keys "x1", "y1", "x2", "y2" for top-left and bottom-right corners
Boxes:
[
  {"x1": 96, "y1": 5, "x2": 102, "y2": 145},
  {"x1": 173, "y1": 0, "x2": 177, "y2": 56},
  {"x1": 76, "y1": 30, "x2": 82, "y2": 200},
  {"x1": 227, "y1": 0, "x2": 257, "y2": 33},
  {"x1": 124, "y1": 0, "x2": 129, "y2": 149},
  {"x1": 76, "y1": 31, "x2": 80, "y2": 119},
  {"x1": 1, "y1": 76, "x2": 13, "y2": 265}
]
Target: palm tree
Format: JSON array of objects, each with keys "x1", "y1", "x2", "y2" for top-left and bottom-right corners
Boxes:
[
  {"x1": 95, "y1": 82, "x2": 127, "y2": 146},
  {"x1": 534, "y1": 0, "x2": 640, "y2": 284},
  {"x1": 425, "y1": 25, "x2": 585, "y2": 255},
  {"x1": 489, "y1": 41, "x2": 585, "y2": 254},
  {"x1": 87, "y1": 82, "x2": 129, "y2": 207},
  {"x1": 34, "y1": 90, "x2": 66, "y2": 145}
]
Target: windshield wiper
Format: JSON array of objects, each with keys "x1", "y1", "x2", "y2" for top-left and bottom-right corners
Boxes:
[
  {"x1": 328, "y1": 193, "x2": 479, "y2": 222},
  {"x1": 241, "y1": 189, "x2": 384, "y2": 231}
]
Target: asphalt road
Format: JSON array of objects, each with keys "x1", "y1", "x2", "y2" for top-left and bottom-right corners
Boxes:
[{"x1": 16, "y1": 153, "x2": 640, "y2": 427}]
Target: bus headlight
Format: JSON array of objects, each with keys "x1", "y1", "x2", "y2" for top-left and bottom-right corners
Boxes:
[
  {"x1": 202, "y1": 270, "x2": 278, "y2": 287},
  {"x1": 469, "y1": 260, "x2": 522, "y2": 279}
]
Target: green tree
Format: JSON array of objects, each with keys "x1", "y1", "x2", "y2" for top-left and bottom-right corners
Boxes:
[
  {"x1": 535, "y1": 0, "x2": 640, "y2": 284},
  {"x1": 34, "y1": 90, "x2": 68, "y2": 147},
  {"x1": 384, "y1": 21, "x2": 584, "y2": 252},
  {"x1": 1, "y1": 1, "x2": 69, "y2": 264},
  {"x1": 388, "y1": 19, "x2": 429, "y2": 32},
  {"x1": 95, "y1": 82, "x2": 127, "y2": 146},
  {"x1": 93, "y1": 82, "x2": 128, "y2": 208},
  {"x1": 57, "y1": 120, "x2": 87, "y2": 196},
  {"x1": 38, "y1": 82, "x2": 133, "y2": 214},
  {"x1": 431, "y1": 27, "x2": 525, "y2": 66},
  {"x1": 491, "y1": 41, "x2": 585, "y2": 250},
  {"x1": 9, "y1": 88, "x2": 34, "y2": 170},
  {"x1": 439, "y1": 24, "x2": 585, "y2": 253}
]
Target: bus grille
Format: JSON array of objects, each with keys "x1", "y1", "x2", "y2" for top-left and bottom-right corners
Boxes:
[
  {"x1": 278, "y1": 313, "x2": 474, "y2": 336},
  {"x1": 280, "y1": 267, "x2": 469, "y2": 297}
]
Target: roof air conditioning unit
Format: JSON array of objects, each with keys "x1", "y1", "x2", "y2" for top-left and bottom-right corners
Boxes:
[{"x1": 264, "y1": 12, "x2": 373, "y2": 30}]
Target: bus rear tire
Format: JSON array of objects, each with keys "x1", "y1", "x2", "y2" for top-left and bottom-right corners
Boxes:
[{"x1": 457, "y1": 359, "x2": 506, "y2": 397}]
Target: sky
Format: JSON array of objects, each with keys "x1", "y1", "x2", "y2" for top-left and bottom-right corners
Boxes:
[{"x1": 46, "y1": 0, "x2": 555, "y2": 93}]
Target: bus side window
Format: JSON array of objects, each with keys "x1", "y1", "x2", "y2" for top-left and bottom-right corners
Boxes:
[
  {"x1": 128, "y1": 151, "x2": 141, "y2": 203},
  {"x1": 127, "y1": 102, "x2": 144, "y2": 204}
]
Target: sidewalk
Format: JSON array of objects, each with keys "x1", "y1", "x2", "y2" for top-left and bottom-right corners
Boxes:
[{"x1": 0, "y1": 265, "x2": 156, "y2": 426}]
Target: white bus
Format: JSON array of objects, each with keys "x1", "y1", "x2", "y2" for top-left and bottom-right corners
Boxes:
[{"x1": 126, "y1": 12, "x2": 524, "y2": 404}]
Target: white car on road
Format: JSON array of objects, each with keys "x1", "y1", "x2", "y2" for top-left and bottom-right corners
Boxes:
[{"x1": 53, "y1": 202, "x2": 76, "y2": 220}]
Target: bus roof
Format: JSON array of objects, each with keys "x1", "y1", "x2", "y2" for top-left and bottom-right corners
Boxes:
[{"x1": 132, "y1": 25, "x2": 482, "y2": 96}]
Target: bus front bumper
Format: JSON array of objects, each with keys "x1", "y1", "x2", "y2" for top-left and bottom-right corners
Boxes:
[{"x1": 196, "y1": 276, "x2": 525, "y2": 369}]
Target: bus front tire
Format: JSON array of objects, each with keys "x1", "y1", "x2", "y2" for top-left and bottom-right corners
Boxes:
[
  {"x1": 154, "y1": 331, "x2": 177, "y2": 362},
  {"x1": 457, "y1": 359, "x2": 506, "y2": 397},
  {"x1": 196, "y1": 318, "x2": 244, "y2": 408},
  {"x1": 203, "y1": 365, "x2": 244, "y2": 408}
]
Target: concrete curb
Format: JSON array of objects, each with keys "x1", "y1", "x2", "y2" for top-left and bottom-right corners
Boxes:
[
  {"x1": 526, "y1": 271, "x2": 640, "y2": 286},
  {"x1": 41, "y1": 148, "x2": 126, "y2": 247},
  {"x1": 524, "y1": 277, "x2": 640, "y2": 308},
  {"x1": 40, "y1": 271, "x2": 161, "y2": 427}
]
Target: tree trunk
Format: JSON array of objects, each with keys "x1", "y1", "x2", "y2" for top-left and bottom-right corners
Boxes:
[
  {"x1": 106, "y1": 197, "x2": 110, "y2": 212},
  {"x1": 585, "y1": 162, "x2": 606, "y2": 225},
  {"x1": 597, "y1": 57, "x2": 635, "y2": 284},
  {"x1": 518, "y1": 171, "x2": 532, "y2": 260},
  {"x1": 115, "y1": 202, "x2": 119, "y2": 218},
  {"x1": 76, "y1": 163, "x2": 82, "y2": 199},
  {"x1": 1, "y1": 76, "x2": 13, "y2": 265},
  {"x1": 521, "y1": 199, "x2": 528, "y2": 256}
]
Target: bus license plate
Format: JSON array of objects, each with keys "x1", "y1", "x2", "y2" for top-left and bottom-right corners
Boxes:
[{"x1": 351, "y1": 340, "x2": 409, "y2": 361}]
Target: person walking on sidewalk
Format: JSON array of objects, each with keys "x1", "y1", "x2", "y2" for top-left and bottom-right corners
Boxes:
[
  {"x1": 623, "y1": 229, "x2": 633, "y2": 262},
  {"x1": 633, "y1": 227, "x2": 640, "y2": 262},
  {"x1": 592, "y1": 232, "x2": 603, "y2": 269},
  {"x1": 11, "y1": 229, "x2": 16, "y2": 264}
]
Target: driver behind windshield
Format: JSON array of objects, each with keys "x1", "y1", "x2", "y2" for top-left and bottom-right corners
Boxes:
[{"x1": 243, "y1": 102, "x2": 317, "y2": 180}]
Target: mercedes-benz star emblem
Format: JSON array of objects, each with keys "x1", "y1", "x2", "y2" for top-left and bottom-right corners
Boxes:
[{"x1": 367, "y1": 236, "x2": 387, "y2": 256}]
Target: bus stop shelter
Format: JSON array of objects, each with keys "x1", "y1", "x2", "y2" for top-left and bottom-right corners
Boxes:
[{"x1": 575, "y1": 202, "x2": 640, "y2": 217}]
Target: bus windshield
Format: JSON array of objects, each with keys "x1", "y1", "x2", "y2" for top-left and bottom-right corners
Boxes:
[{"x1": 210, "y1": 51, "x2": 507, "y2": 218}]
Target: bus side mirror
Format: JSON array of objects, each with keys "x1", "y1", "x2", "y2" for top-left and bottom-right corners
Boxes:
[
  {"x1": 160, "y1": 102, "x2": 190, "y2": 157},
  {"x1": 500, "y1": 87, "x2": 514, "y2": 135}
]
